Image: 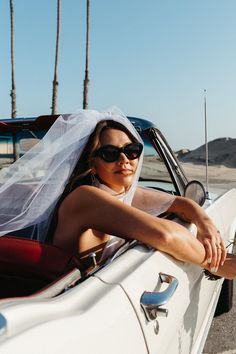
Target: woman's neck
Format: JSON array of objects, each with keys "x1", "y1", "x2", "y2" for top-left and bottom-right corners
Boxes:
[{"x1": 93, "y1": 177, "x2": 126, "y2": 200}]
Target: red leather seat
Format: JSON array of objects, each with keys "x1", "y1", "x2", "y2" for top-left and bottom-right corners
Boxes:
[{"x1": 0, "y1": 236, "x2": 79, "y2": 298}]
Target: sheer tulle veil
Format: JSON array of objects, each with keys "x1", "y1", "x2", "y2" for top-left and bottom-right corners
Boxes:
[{"x1": 0, "y1": 108, "x2": 144, "y2": 241}]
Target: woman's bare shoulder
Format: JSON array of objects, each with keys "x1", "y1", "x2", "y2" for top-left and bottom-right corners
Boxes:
[{"x1": 60, "y1": 184, "x2": 115, "y2": 212}]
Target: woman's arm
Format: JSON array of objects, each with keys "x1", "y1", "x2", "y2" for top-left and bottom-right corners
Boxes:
[
  {"x1": 53, "y1": 185, "x2": 235, "y2": 279},
  {"x1": 132, "y1": 187, "x2": 226, "y2": 271},
  {"x1": 54, "y1": 186, "x2": 206, "y2": 263},
  {"x1": 167, "y1": 196, "x2": 226, "y2": 271}
]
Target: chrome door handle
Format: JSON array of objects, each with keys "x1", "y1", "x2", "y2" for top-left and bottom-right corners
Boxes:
[{"x1": 140, "y1": 272, "x2": 178, "y2": 321}]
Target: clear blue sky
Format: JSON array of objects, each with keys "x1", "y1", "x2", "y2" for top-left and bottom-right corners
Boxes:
[{"x1": 0, "y1": 0, "x2": 235, "y2": 150}]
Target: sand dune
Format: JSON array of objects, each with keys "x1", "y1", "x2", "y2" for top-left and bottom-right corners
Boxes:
[
  {"x1": 178, "y1": 137, "x2": 236, "y2": 168},
  {"x1": 176, "y1": 137, "x2": 236, "y2": 194}
]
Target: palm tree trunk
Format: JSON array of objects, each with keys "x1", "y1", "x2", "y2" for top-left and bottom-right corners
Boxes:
[
  {"x1": 9, "y1": 0, "x2": 16, "y2": 118},
  {"x1": 51, "y1": 0, "x2": 61, "y2": 115},
  {"x1": 83, "y1": 0, "x2": 90, "y2": 109}
]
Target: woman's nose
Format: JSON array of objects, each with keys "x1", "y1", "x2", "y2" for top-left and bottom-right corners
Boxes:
[{"x1": 118, "y1": 152, "x2": 129, "y2": 163}]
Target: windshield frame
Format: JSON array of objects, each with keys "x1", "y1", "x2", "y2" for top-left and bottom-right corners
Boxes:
[{"x1": 140, "y1": 127, "x2": 188, "y2": 196}]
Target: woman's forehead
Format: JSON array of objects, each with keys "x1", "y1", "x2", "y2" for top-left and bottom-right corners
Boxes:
[{"x1": 100, "y1": 128, "x2": 132, "y2": 146}]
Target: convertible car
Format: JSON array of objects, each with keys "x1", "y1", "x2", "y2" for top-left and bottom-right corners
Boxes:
[{"x1": 0, "y1": 114, "x2": 235, "y2": 354}]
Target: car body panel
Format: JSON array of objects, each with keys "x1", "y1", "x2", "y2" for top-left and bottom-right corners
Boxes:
[{"x1": 0, "y1": 276, "x2": 148, "y2": 354}]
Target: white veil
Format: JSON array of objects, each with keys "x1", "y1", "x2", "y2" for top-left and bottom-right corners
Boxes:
[{"x1": 0, "y1": 108, "x2": 143, "y2": 241}]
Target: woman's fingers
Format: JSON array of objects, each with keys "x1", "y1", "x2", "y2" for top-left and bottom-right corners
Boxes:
[
  {"x1": 210, "y1": 241, "x2": 218, "y2": 271},
  {"x1": 217, "y1": 232, "x2": 226, "y2": 266},
  {"x1": 214, "y1": 231, "x2": 226, "y2": 268},
  {"x1": 219, "y1": 238, "x2": 226, "y2": 266},
  {"x1": 209, "y1": 235, "x2": 226, "y2": 272},
  {"x1": 203, "y1": 238, "x2": 212, "y2": 264},
  {"x1": 215, "y1": 245, "x2": 222, "y2": 272},
  {"x1": 203, "y1": 238, "x2": 220, "y2": 272},
  {"x1": 199, "y1": 227, "x2": 227, "y2": 273}
]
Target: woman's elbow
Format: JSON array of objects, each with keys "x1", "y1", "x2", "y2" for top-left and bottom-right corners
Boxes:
[{"x1": 151, "y1": 227, "x2": 176, "y2": 251}]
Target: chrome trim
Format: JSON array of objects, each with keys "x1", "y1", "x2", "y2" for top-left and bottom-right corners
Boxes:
[
  {"x1": 140, "y1": 272, "x2": 178, "y2": 322},
  {"x1": 0, "y1": 314, "x2": 7, "y2": 335}
]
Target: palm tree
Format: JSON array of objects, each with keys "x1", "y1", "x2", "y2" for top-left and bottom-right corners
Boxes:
[
  {"x1": 9, "y1": 0, "x2": 16, "y2": 118},
  {"x1": 51, "y1": 0, "x2": 61, "y2": 115},
  {"x1": 83, "y1": 0, "x2": 90, "y2": 109}
]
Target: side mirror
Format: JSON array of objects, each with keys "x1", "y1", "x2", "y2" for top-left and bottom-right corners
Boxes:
[{"x1": 184, "y1": 180, "x2": 206, "y2": 206}]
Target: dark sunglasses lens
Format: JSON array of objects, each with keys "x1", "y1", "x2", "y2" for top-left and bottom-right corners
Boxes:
[
  {"x1": 124, "y1": 144, "x2": 143, "y2": 160},
  {"x1": 98, "y1": 143, "x2": 143, "y2": 162},
  {"x1": 100, "y1": 146, "x2": 120, "y2": 162}
]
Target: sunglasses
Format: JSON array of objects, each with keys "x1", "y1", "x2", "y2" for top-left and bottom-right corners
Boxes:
[{"x1": 95, "y1": 143, "x2": 143, "y2": 163}]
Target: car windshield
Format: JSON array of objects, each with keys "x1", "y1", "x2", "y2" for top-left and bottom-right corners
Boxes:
[{"x1": 138, "y1": 131, "x2": 176, "y2": 194}]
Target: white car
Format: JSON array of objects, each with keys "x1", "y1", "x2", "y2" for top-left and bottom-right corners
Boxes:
[{"x1": 0, "y1": 115, "x2": 235, "y2": 354}]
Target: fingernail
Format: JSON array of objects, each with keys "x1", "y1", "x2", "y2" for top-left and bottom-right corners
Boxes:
[
  {"x1": 207, "y1": 258, "x2": 211, "y2": 263},
  {"x1": 211, "y1": 267, "x2": 218, "y2": 273}
]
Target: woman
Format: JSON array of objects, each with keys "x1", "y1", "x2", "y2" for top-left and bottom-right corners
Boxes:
[
  {"x1": 48, "y1": 115, "x2": 235, "y2": 279},
  {"x1": 0, "y1": 109, "x2": 234, "y2": 278}
]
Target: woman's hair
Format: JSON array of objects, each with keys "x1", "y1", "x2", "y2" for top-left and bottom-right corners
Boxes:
[{"x1": 68, "y1": 119, "x2": 139, "y2": 189}]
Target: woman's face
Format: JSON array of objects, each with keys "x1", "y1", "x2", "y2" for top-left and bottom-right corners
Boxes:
[{"x1": 93, "y1": 128, "x2": 139, "y2": 193}]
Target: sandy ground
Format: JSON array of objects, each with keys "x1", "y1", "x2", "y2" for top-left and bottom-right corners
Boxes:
[
  {"x1": 180, "y1": 162, "x2": 236, "y2": 194},
  {"x1": 142, "y1": 157, "x2": 236, "y2": 194}
]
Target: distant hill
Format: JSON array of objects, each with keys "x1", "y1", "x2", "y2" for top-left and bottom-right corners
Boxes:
[{"x1": 177, "y1": 137, "x2": 236, "y2": 168}]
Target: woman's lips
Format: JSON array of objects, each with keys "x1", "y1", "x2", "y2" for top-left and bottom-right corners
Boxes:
[{"x1": 115, "y1": 169, "x2": 133, "y2": 175}]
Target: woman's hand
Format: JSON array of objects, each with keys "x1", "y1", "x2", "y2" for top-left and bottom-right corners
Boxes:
[
  {"x1": 196, "y1": 222, "x2": 226, "y2": 272},
  {"x1": 167, "y1": 195, "x2": 227, "y2": 272}
]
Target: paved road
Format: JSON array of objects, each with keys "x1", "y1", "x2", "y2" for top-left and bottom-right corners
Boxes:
[{"x1": 203, "y1": 279, "x2": 236, "y2": 354}]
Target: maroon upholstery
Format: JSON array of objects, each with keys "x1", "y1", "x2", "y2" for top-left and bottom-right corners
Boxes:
[{"x1": 0, "y1": 236, "x2": 79, "y2": 298}]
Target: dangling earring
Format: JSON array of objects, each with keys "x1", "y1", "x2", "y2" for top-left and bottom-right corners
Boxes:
[{"x1": 91, "y1": 172, "x2": 96, "y2": 185}]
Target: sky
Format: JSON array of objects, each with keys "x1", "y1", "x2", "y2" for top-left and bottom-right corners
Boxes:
[{"x1": 0, "y1": 0, "x2": 236, "y2": 150}]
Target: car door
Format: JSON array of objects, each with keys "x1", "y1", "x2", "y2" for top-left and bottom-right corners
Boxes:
[
  {"x1": 0, "y1": 275, "x2": 148, "y2": 354},
  {"x1": 94, "y1": 235, "x2": 224, "y2": 354}
]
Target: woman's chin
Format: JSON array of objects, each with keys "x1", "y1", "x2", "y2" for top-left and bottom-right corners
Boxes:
[
  {"x1": 102, "y1": 175, "x2": 135, "y2": 193},
  {"x1": 116, "y1": 175, "x2": 134, "y2": 191}
]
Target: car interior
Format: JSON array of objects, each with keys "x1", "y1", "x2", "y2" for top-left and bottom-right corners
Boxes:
[{"x1": 0, "y1": 235, "x2": 82, "y2": 300}]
